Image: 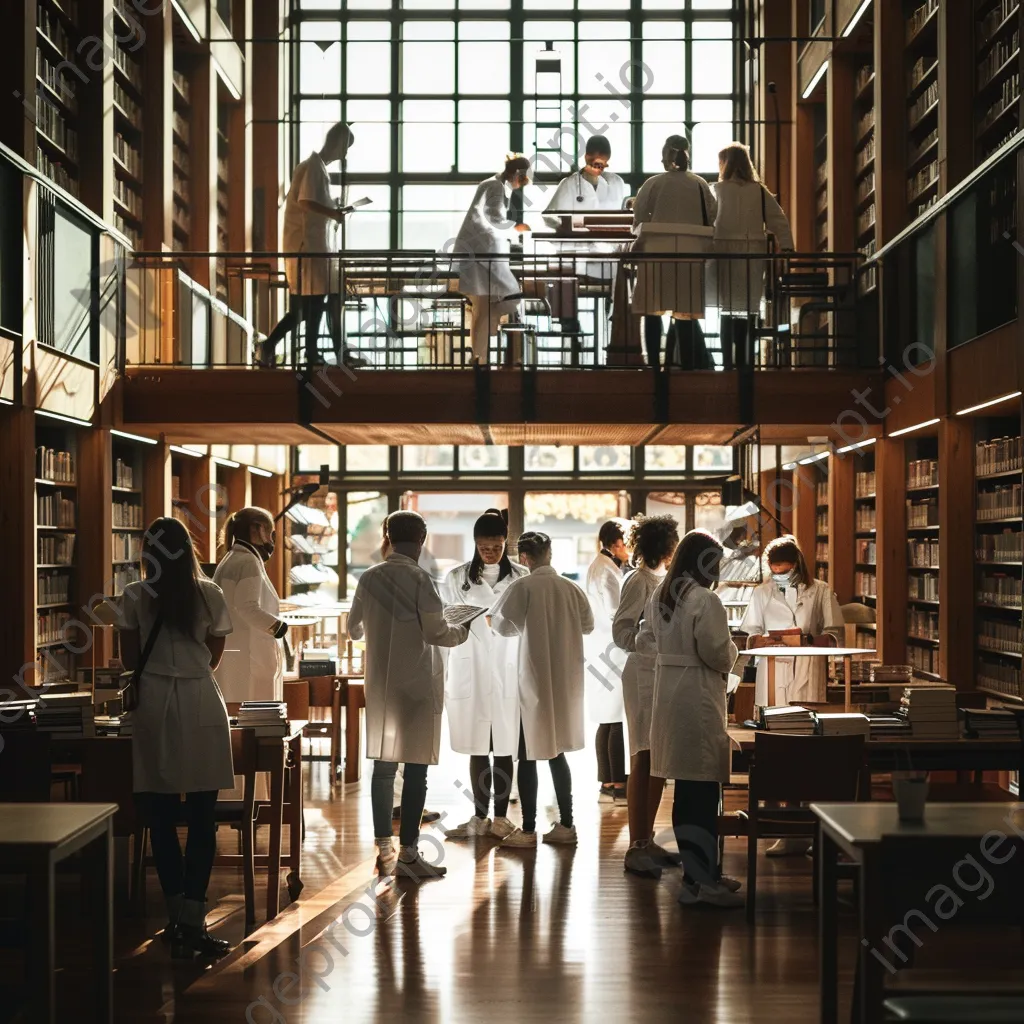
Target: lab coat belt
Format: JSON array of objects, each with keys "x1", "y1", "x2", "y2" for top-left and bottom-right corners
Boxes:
[{"x1": 656, "y1": 654, "x2": 704, "y2": 668}]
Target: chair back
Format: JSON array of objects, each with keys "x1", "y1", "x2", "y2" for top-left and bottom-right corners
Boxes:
[
  {"x1": 0, "y1": 731, "x2": 52, "y2": 801},
  {"x1": 78, "y1": 737, "x2": 139, "y2": 835},
  {"x1": 283, "y1": 680, "x2": 310, "y2": 721},
  {"x1": 750, "y1": 733, "x2": 866, "y2": 804}
]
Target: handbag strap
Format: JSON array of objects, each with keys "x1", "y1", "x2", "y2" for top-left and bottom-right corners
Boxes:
[
  {"x1": 699, "y1": 181, "x2": 709, "y2": 227},
  {"x1": 133, "y1": 611, "x2": 164, "y2": 683}
]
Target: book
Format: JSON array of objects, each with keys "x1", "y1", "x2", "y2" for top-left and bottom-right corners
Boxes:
[
  {"x1": 443, "y1": 603, "x2": 490, "y2": 627},
  {"x1": 815, "y1": 712, "x2": 870, "y2": 736}
]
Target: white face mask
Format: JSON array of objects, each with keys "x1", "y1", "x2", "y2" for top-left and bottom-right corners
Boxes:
[{"x1": 771, "y1": 571, "x2": 794, "y2": 587}]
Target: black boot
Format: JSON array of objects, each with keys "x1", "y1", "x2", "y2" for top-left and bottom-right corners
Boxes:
[{"x1": 170, "y1": 899, "x2": 231, "y2": 960}]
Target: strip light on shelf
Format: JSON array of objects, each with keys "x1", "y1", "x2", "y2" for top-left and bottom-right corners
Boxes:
[
  {"x1": 835, "y1": 438, "x2": 877, "y2": 454},
  {"x1": 802, "y1": 60, "x2": 828, "y2": 100},
  {"x1": 111, "y1": 429, "x2": 158, "y2": 445},
  {"x1": 889, "y1": 418, "x2": 940, "y2": 438},
  {"x1": 171, "y1": 0, "x2": 202, "y2": 42},
  {"x1": 212, "y1": 456, "x2": 240, "y2": 468},
  {"x1": 956, "y1": 391, "x2": 1022, "y2": 416},
  {"x1": 169, "y1": 445, "x2": 204, "y2": 458},
  {"x1": 36, "y1": 409, "x2": 92, "y2": 428},
  {"x1": 248, "y1": 466, "x2": 274, "y2": 478},
  {"x1": 842, "y1": 0, "x2": 872, "y2": 37},
  {"x1": 797, "y1": 450, "x2": 831, "y2": 465}
]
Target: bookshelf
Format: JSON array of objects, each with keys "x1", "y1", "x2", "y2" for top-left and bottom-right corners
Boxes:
[
  {"x1": 814, "y1": 464, "x2": 829, "y2": 583},
  {"x1": 905, "y1": 0, "x2": 940, "y2": 223},
  {"x1": 34, "y1": 0, "x2": 81, "y2": 199},
  {"x1": 853, "y1": 61, "x2": 877, "y2": 294},
  {"x1": 34, "y1": 420, "x2": 78, "y2": 686},
  {"x1": 171, "y1": 59, "x2": 193, "y2": 253},
  {"x1": 111, "y1": 0, "x2": 144, "y2": 249},
  {"x1": 216, "y1": 103, "x2": 230, "y2": 300},
  {"x1": 975, "y1": 0, "x2": 1021, "y2": 163},
  {"x1": 905, "y1": 437, "x2": 941, "y2": 679},
  {"x1": 111, "y1": 435, "x2": 146, "y2": 598},
  {"x1": 813, "y1": 106, "x2": 829, "y2": 252},
  {"x1": 974, "y1": 418, "x2": 1023, "y2": 702},
  {"x1": 171, "y1": 448, "x2": 216, "y2": 565},
  {"x1": 853, "y1": 450, "x2": 877, "y2": 606}
]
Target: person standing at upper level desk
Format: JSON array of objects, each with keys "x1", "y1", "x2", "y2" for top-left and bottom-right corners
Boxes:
[{"x1": 541, "y1": 135, "x2": 626, "y2": 228}]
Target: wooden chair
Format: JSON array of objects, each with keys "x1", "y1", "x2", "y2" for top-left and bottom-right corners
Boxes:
[{"x1": 745, "y1": 732, "x2": 867, "y2": 923}]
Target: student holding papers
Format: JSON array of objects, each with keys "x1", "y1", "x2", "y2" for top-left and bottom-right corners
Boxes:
[{"x1": 441, "y1": 509, "x2": 529, "y2": 841}]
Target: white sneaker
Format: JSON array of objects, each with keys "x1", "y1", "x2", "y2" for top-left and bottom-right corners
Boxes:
[
  {"x1": 375, "y1": 839, "x2": 397, "y2": 876},
  {"x1": 501, "y1": 828, "x2": 538, "y2": 848},
  {"x1": 542, "y1": 823, "x2": 578, "y2": 846},
  {"x1": 677, "y1": 880, "x2": 744, "y2": 908},
  {"x1": 648, "y1": 840, "x2": 682, "y2": 867},
  {"x1": 489, "y1": 816, "x2": 517, "y2": 839},
  {"x1": 445, "y1": 816, "x2": 491, "y2": 839},
  {"x1": 623, "y1": 843, "x2": 662, "y2": 879},
  {"x1": 396, "y1": 849, "x2": 447, "y2": 879},
  {"x1": 767, "y1": 838, "x2": 807, "y2": 857},
  {"x1": 718, "y1": 876, "x2": 742, "y2": 893}
]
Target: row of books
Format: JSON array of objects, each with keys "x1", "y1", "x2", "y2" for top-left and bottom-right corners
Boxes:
[
  {"x1": 36, "y1": 147, "x2": 78, "y2": 197},
  {"x1": 36, "y1": 3, "x2": 75, "y2": 58},
  {"x1": 36, "y1": 446, "x2": 76, "y2": 483},
  {"x1": 908, "y1": 161, "x2": 939, "y2": 203},
  {"x1": 36, "y1": 648, "x2": 73, "y2": 685},
  {"x1": 38, "y1": 610, "x2": 71, "y2": 645},
  {"x1": 38, "y1": 571, "x2": 70, "y2": 604},
  {"x1": 908, "y1": 608, "x2": 939, "y2": 641},
  {"x1": 962, "y1": 707, "x2": 1020, "y2": 740},
  {"x1": 908, "y1": 645, "x2": 939, "y2": 676},
  {"x1": 113, "y1": 458, "x2": 136, "y2": 489},
  {"x1": 908, "y1": 81, "x2": 939, "y2": 131},
  {"x1": 37, "y1": 492, "x2": 75, "y2": 528},
  {"x1": 977, "y1": 482, "x2": 1023, "y2": 520},
  {"x1": 855, "y1": 570, "x2": 877, "y2": 597},
  {"x1": 977, "y1": 0, "x2": 1019, "y2": 49},
  {"x1": 907, "y1": 0, "x2": 939, "y2": 40},
  {"x1": 38, "y1": 533, "x2": 75, "y2": 565},
  {"x1": 112, "y1": 501, "x2": 144, "y2": 529},
  {"x1": 114, "y1": 132, "x2": 142, "y2": 179},
  {"x1": 978, "y1": 73, "x2": 1020, "y2": 139},
  {"x1": 855, "y1": 470, "x2": 875, "y2": 498},
  {"x1": 976, "y1": 435, "x2": 1022, "y2": 477},
  {"x1": 978, "y1": 28, "x2": 1020, "y2": 91},
  {"x1": 113, "y1": 532, "x2": 142, "y2": 563},
  {"x1": 908, "y1": 540, "x2": 940, "y2": 567},
  {"x1": 977, "y1": 529, "x2": 1024, "y2": 562},
  {"x1": 112, "y1": 565, "x2": 141, "y2": 597},
  {"x1": 856, "y1": 539, "x2": 876, "y2": 565},
  {"x1": 112, "y1": 43, "x2": 143, "y2": 92},
  {"x1": 112, "y1": 175, "x2": 142, "y2": 219},
  {"x1": 978, "y1": 618, "x2": 1023, "y2": 655},
  {"x1": 909, "y1": 572, "x2": 939, "y2": 601},
  {"x1": 856, "y1": 506, "x2": 877, "y2": 531},
  {"x1": 36, "y1": 49, "x2": 77, "y2": 114},
  {"x1": 36, "y1": 94, "x2": 78, "y2": 158},
  {"x1": 977, "y1": 658, "x2": 1022, "y2": 697},
  {"x1": 907, "y1": 499, "x2": 939, "y2": 528},
  {"x1": 977, "y1": 574, "x2": 1023, "y2": 608}
]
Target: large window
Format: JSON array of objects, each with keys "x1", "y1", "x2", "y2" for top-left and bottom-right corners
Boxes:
[{"x1": 292, "y1": 1, "x2": 740, "y2": 248}]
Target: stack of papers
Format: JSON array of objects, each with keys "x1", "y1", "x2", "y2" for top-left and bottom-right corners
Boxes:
[
  {"x1": 761, "y1": 705, "x2": 816, "y2": 734},
  {"x1": 443, "y1": 604, "x2": 490, "y2": 627},
  {"x1": 867, "y1": 714, "x2": 913, "y2": 739},
  {"x1": 896, "y1": 686, "x2": 959, "y2": 739},
  {"x1": 94, "y1": 714, "x2": 133, "y2": 737},
  {"x1": 236, "y1": 701, "x2": 288, "y2": 736},
  {"x1": 962, "y1": 707, "x2": 1021, "y2": 739},
  {"x1": 1, "y1": 699, "x2": 38, "y2": 729},
  {"x1": 815, "y1": 712, "x2": 871, "y2": 736},
  {"x1": 34, "y1": 691, "x2": 95, "y2": 736}
]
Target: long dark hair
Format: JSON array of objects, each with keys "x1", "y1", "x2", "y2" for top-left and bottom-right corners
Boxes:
[
  {"x1": 141, "y1": 517, "x2": 208, "y2": 635},
  {"x1": 659, "y1": 528, "x2": 723, "y2": 621},
  {"x1": 762, "y1": 535, "x2": 811, "y2": 588},
  {"x1": 467, "y1": 508, "x2": 513, "y2": 586}
]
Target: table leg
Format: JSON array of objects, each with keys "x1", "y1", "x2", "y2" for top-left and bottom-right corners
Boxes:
[
  {"x1": 266, "y1": 741, "x2": 286, "y2": 921},
  {"x1": 330, "y1": 678, "x2": 342, "y2": 783},
  {"x1": 27, "y1": 859, "x2": 56, "y2": 1023},
  {"x1": 819, "y1": 830, "x2": 840, "y2": 1024},
  {"x1": 767, "y1": 656, "x2": 776, "y2": 707},
  {"x1": 345, "y1": 687, "x2": 362, "y2": 784},
  {"x1": 858, "y1": 848, "x2": 885, "y2": 1024},
  {"x1": 287, "y1": 733, "x2": 304, "y2": 903},
  {"x1": 844, "y1": 655, "x2": 852, "y2": 713},
  {"x1": 242, "y1": 764, "x2": 257, "y2": 926},
  {"x1": 87, "y1": 823, "x2": 114, "y2": 1022}
]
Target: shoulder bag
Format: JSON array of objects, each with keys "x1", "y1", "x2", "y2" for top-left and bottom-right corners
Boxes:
[{"x1": 119, "y1": 611, "x2": 164, "y2": 714}]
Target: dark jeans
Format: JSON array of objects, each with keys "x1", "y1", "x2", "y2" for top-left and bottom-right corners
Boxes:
[
  {"x1": 720, "y1": 315, "x2": 755, "y2": 371},
  {"x1": 672, "y1": 779, "x2": 721, "y2": 886},
  {"x1": 135, "y1": 790, "x2": 218, "y2": 902},
  {"x1": 516, "y1": 724, "x2": 573, "y2": 833},
  {"x1": 372, "y1": 761, "x2": 428, "y2": 848},
  {"x1": 644, "y1": 316, "x2": 709, "y2": 370},
  {"x1": 595, "y1": 722, "x2": 626, "y2": 784},
  {"x1": 262, "y1": 293, "x2": 343, "y2": 366},
  {"x1": 469, "y1": 752, "x2": 515, "y2": 819}
]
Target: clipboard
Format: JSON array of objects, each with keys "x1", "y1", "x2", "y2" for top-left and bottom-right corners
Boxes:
[{"x1": 340, "y1": 197, "x2": 372, "y2": 214}]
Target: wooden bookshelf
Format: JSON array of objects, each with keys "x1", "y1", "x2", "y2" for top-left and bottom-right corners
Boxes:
[
  {"x1": 853, "y1": 450, "x2": 877, "y2": 606},
  {"x1": 111, "y1": 435, "x2": 146, "y2": 597},
  {"x1": 905, "y1": 0, "x2": 940, "y2": 222},
  {"x1": 813, "y1": 106, "x2": 829, "y2": 252},
  {"x1": 814, "y1": 463, "x2": 830, "y2": 583},
  {"x1": 171, "y1": 56, "x2": 193, "y2": 252},
  {"x1": 975, "y1": 0, "x2": 1021, "y2": 163},
  {"x1": 110, "y1": 0, "x2": 145, "y2": 249},
  {"x1": 852, "y1": 61, "x2": 878, "y2": 293},
  {"x1": 974, "y1": 417, "x2": 1023, "y2": 702},
  {"x1": 905, "y1": 437, "x2": 941, "y2": 679},
  {"x1": 34, "y1": 0, "x2": 82, "y2": 198},
  {"x1": 171, "y1": 448, "x2": 217, "y2": 565},
  {"x1": 215, "y1": 103, "x2": 230, "y2": 300}
]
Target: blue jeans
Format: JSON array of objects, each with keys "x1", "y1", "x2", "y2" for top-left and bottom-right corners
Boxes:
[{"x1": 371, "y1": 761, "x2": 428, "y2": 848}]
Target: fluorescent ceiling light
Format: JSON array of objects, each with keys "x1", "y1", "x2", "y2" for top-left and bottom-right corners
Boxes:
[
  {"x1": 889, "y1": 418, "x2": 940, "y2": 438},
  {"x1": 842, "y1": 0, "x2": 872, "y2": 37},
  {"x1": 212, "y1": 456, "x2": 240, "y2": 468},
  {"x1": 835, "y1": 438, "x2": 877, "y2": 454},
  {"x1": 782, "y1": 462, "x2": 797, "y2": 470},
  {"x1": 36, "y1": 409, "x2": 92, "y2": 428},
  {"x1": 956, "y1": 391, "x2": 1022, "y2": 416},
  {"x1": 797, "y1": 450, "x2": 831, "y2": 465},
  {"x1": 171, "y1": 0, "x2": 201, "y2": 42},
  {"x1": 170, "y1": 445, "x2": 204, "y2": 457},
  {"x1": 111, "y1": 429, "x2": 157, "y2": 445},
  {"x1": 248, "y1": 466, "x2": 274, "y2": 478},
  {"x1": 0, "y1": 396, "x2": 13, "y2": 406},
  {"x1": 802, "y1": 60, "x2": 828, "y2": 100}
]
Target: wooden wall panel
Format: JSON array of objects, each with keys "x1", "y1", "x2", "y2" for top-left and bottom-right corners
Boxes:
[
  {"x1": 827, "y1": 449, "x2": 854, "y2": 604},
  {"x1": 143, "y1": 439, "x2": 171, "y2": 526},
  {"x1": 789, "y1": 459, "x2": 817, "y2": 569},
  {"x1": 35, "y1": 350, "x2": 97, "y2": 422}
]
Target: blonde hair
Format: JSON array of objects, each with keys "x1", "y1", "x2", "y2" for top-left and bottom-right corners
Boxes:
[
  {"x1": 224, "y1": 506, "x2": 274, "y2": 548},
  {"x1": 718, "y1": 142, "x2": 761, "y2": 184}
]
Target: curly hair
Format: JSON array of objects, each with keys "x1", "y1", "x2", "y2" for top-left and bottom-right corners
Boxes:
[{"x1": 628, "y1": 514, "x2": 680, "y2": 569}]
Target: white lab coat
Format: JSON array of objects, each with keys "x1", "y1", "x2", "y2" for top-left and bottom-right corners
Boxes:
[
  {"x1": 441, "y1": 560, "x2": 529, "y2": 756},
  {"x1": 709, "y1": 179, "x2": 794, "y2": 314},
  {"x1": 611, "y1": 565, "x2": 665, "y2": 757},
  {"x1": 213, "y1": 542, "x2": 284, "y2": 704},
  {"x1": 542, "y1": 169, "x2": 627, "y2": 228},
  {"x1": 584, "y1": 552, "x2": 627, "y2": 726},
  {"x1": 490, "y1": 565, "x2": 595, "y2": 761},
  {"x1": 453, "y1": 174, "x2": 519, "y2": 298},
  {"x1": 641, "y1": 578, "x2": 738, "y2": 783},
  {"x1": 349, "y1": 552, "x2": 468, "y2": 765},
  {"x1": 281, "y1": 151, "x2": 341, "y2": 295},
  {"x1": 739, "y1": 578, "x2": 844, "y2": 706}
]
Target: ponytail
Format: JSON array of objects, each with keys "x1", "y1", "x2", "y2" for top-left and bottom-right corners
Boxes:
[{"x1": 663, "y1": 133, "x2": 690, "y2": 172}]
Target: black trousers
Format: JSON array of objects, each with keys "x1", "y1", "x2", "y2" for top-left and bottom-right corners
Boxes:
[
  {"x1": 135, "y1": 790, "x2": 218, "y2": 902},
  {"x1": 644, "y1": 316, "x2": 709, "y2": 370},
  {"x1": 672, "y1": 779, "x2": 721, "y2": 886},
  {"x1": 262, "y1": 293, "x2": 343, "y2": 365},
  {"x1": 720, "y1": 315, "x2": 755, "y2": 371},
  {"x1": 595, "y1": 722, "x2": 626, "y2": 784},
  {"x1": 516, "y1": 724, "x2": 573, "y2": 833}
]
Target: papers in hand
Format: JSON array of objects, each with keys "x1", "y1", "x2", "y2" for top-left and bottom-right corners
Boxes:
[
  {"x1": 341, "y1": 197, "x2": 373, "y2": 213},
  {"x1": 444, "y1": 603, "x2": 490, "y2": 627}
]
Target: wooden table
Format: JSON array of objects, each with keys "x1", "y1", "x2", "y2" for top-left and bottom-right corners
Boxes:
[
  {"x1": 746, "y1": 646, "x2": 875, "y2": 710},
  {"x1": 812, "y1": 802, "x2": 1024, "y2": 1024},
  {"x1": 0, "y1": 802, "x2": 117, "y2": 1023},
  {"x1": 336, "y1": 677, "x2": 365, "y2": 783}
]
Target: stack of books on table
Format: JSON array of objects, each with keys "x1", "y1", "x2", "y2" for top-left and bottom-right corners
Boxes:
[
  {"x1": 870, "y1": 664, "x2": 914, "y2": 684},
  {"x1": 34, "y1": 691, "x2": 95, "y2": 736},
  {"x1": 867, "y1": 714, "x2": 913, "y2": 739},
  {"x1": 235, "y1": 701, "x2": 289, "y2": 736},
  {"x1": 94, "y1": 714, "x2": 133, "y2": 737},
  {"x1": 896, "y1": 686, "x2": 959, "y2": 739},
  {"x1": 814, "y1": 712, "x2": 871, "y2": 737},
  {"x1": 962, "y1": 707, "x2": 1021, "y2": 739},
  {"x1": 1, "y1": 698, "x2": 39, "y2": 730},
  {"x1": 761, "y1": 705, "x2": 816, "y2": 734}
]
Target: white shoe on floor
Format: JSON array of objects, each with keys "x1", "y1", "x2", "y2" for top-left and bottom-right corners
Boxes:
[
  {"x1": 648, "y1": 840, "x2": 682, "y2": 867},
  {"x1": 445, "y1": 816, "x2": 491, "y2": 839},
  {"x1": 501, "y1": 828, "x2": 538, "y2": 848},
  {"x1": 677, "y1": 880, "x2": 744, "y2": 908},
  {"x1": 623, "y1": 843, "x2": 662, "y2": 879},
  {"x1": 767, "y1": 838, "x2": 807, "y2": 857},
  {"x1": 542, "y1": 823, "x2": 578, "y2": 846},
  {"x1": 718, "y1": 876, "x2": 742, "y2": 893},
  {"x1": 396, "y1": 849, "x2": 447, "y2": 879},
  {"x1": 375, "y1": 839, "x2": 397, "y2": 876},
  {"x1": 489, "y1": 816, "x2": 517, "y2": 840}
]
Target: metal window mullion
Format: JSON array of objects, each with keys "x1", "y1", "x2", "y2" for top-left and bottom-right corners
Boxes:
[{"x1": 391, "y1": 18, "x2": 401, "y2": 250}]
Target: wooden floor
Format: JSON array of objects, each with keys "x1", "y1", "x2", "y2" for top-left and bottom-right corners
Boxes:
[{"x1": 5, "y1": 743, "x2": 1018, "y2": 1023}]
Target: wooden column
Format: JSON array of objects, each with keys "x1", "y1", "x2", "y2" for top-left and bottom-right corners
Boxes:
[
  {"x1": 827, "y1": 452, "x2": 854, "y2": 604},
  {"x1": 191, "y1": 52, "x2": 216, "y2": 288},
  {"x1": 826, "y1": 56, "x2": 855, "y2": 255},
  {"x1": 758, "y1": 0, "x2": 794, "y2": 210},
  {"x1": 76, "y1": 427, "x2": 114, "y2": 663},
  {"x1": 875, "y1": 437, "x2": 907, "y2": 665},
  {"x1": 938, "y1": 418, "x2": 974, "y2": 688},
  {"x1": 0, "y1": 2, "x2": 35, "y2": 159},
  {"x1": 790, "y1": 459, "x2": 817, "y2": 567},
  {"x1": 937, "y1": 0, "x2": 974, "y2": 194},
  {"x1": 873, "y1": 0, "x2": 907, "y2": 245},
  {"x1": 252, "y1": 471, "x2": 285, "y2": 597},
  {"x1": 179, "y1": 454, "x2": 217, "y2": 564},
  {"x1": 143, "y1": 0, "x2": 174, "y2": 250},
  {"x1": 143, "y1": 440, "x2": 171, "y2": 526},
  {"x1": 78, "y1": 0, "x2": 115, "y2": 221}
]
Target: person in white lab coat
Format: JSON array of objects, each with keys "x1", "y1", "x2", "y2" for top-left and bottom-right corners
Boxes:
[
  {"x1": 259, "y1": 122, "x2": 361, "y2": 368},
  {"x1": 442, "y1": 509, "x2": 529, "y2": 841},
  {"x1": 119, "y1": 517, "x2": 235, "y2": 958},
  {"x1": 642, "y1": 529, "x2": 743, "y2": 908},
  {"x1": 710, "y1": 142, "x2": 794, "y2": 371},
  {"x1": 585, "y1": 519, "x2": 630, "y2": 800},
  {"x1": 542, "y1": 135, "x2": 626, "y2": 228},
  {"x1": 453, "y1": 154, "x2": 531, "y2": 364},
  {"x1": 490, "y1": 531, "x2": 594, "y2": 848},
  {"x1": 739, "y1": 534, "x2": 844, "y2": 856},
  {"x1": 213, "y1": 507, "x2": 286, "y2": 706},
  {"x1": 631, "y1": 135, "x2": 718, "y2": 370},
  {"x1": 348, "y1": 511, "x2": 470, "y2": 878},
  {"x1": 612, "y1": 513, "x2": 679, "y2": 878}
]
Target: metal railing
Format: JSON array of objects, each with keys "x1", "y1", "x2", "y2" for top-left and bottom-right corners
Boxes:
[{"x1": 123, "y1": 247, "x2": 870, "y2": 372}]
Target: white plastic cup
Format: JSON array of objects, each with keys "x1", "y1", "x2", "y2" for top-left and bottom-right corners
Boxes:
[{"x1": 893, "y1": 775, "x2": 929, "y2": 822}]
